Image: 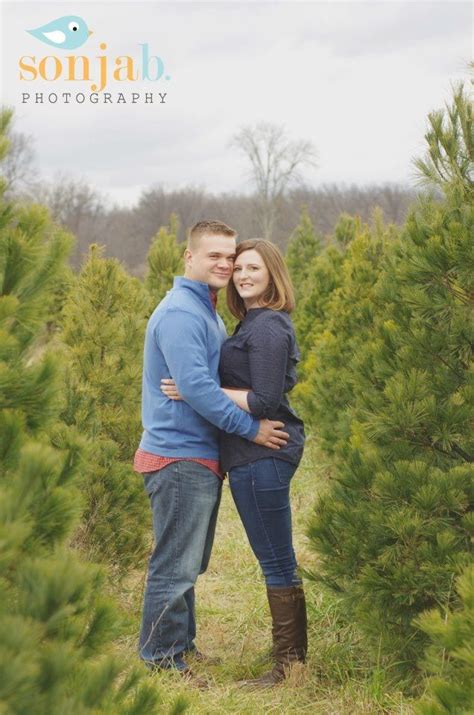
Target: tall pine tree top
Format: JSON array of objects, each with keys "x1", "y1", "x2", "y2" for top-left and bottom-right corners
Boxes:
[
  {"x1": 286, "y1": 207, "x2": 322, "y2": 296},
  {"x1": 413, "y1": 82, "x2": 473, "y2": 204},
  {"x1": 145, "y1": 214, "x2": 184, "y2": 306}
]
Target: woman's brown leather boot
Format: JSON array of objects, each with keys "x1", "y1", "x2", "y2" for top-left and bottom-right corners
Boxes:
[{"x1": 239, "y1": 584, "x2": 307, "y2": 689}]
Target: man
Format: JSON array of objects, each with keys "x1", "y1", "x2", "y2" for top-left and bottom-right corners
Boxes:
[{"x1": 134, "y1": 220, "x2": 288, "y2": 680}]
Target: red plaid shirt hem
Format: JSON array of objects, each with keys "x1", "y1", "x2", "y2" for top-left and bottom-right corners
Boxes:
[{"x1": 133, "y1": 448, "x2": 223, "y2": 479}]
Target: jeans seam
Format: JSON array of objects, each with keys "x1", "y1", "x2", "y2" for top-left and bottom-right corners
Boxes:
[
  {"x1": 140, "y1": 461, "x2": 222, "y2": 662},
  {"x1": 157, "y1": 466, "x2": 179, "y2": 650},
  {"x1": 250, "y1": 461, "x2": 287, "y2": 585}
]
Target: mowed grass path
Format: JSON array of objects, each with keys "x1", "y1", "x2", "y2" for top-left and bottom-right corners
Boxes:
[{"x1": 117, "y1": 440, "x2": 415, "y2": 714}]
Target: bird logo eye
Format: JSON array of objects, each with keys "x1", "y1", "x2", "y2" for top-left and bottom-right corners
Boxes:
[{"x1": 27, "y1": 16, "x2": 90, "y2": 48}]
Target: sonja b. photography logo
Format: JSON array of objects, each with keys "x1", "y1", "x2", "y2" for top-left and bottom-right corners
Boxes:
[{"x1": 19, "y1": 14, "x2": 170, "y2": 106}]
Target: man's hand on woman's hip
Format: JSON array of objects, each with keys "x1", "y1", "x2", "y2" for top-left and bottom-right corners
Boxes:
[{"x1": 253, "y1": 420, "x2": 289, "y2": 450}]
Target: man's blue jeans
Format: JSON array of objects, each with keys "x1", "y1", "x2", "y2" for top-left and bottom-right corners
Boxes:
[
  {"x1": 139, "y1": 461, "x2": 222, "y2": 668},
  {"x1": 228, "y1": 457, "x2": 301, "y2": 587}
]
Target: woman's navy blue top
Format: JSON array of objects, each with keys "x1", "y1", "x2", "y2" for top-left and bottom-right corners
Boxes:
[{"x1": 219, "y1": 307, "x2": 305, "y2": 472}]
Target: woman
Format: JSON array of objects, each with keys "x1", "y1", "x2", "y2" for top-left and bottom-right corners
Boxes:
[{"x1": 162, "y1": 239, "x2": 306, "y2": 688}]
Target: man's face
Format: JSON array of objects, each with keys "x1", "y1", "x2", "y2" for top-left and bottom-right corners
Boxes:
[{"x1": 184, "y1": 233, "x2": 236, "y2": 290}]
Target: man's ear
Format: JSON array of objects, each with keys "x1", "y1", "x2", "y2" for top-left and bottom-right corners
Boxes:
[{"x1": 184, "y1": 248, "x2": 192, "y2": 267}]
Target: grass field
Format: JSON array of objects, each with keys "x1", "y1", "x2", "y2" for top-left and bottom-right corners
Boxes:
[{"x1": 116, "y1": 439, "x2": 416, "y2": 714}]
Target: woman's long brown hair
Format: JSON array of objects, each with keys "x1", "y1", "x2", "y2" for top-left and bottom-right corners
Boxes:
[{"x1": 226, "y1": 239, "x2": 296, "y2": 320}]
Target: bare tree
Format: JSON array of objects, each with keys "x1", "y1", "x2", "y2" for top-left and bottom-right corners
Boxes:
[
  {"x1": 35, "y1": 176, "x2": 109, "y2": 267},
  {"x1": 37, "y1": 175, "x2": 106, "y2": 234},
  {"x1": 231, "y1": 122, "x2": 318, "y2": 239},
  {"x1": 0, "y1": 126, "x2": 38, "y2": 197},
  {"x1": 65, "y1": 182, "x2": 416, "y2": 273}
]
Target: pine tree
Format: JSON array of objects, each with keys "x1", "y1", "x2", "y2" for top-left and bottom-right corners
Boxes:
[
  {"x1": 304, "y1": 83, "x2": 473, "y2": 673},
  {"x1": 0, "y1": 109, "x2": 184, "y2": 714},
  {"x1": 333, "y1": 211, "x2": 361, "y2": 246},
  {"x1": 290, "y1": 243, "x2": 344, "y2": 408},
  {"x1": 286, "y1": 207, "x2": 322, "y2": 301},
  {"x1": 293, "y1": 210, "x2": 396, "y2": 452},
  {"x1": 413, "y1": 82, "x2": 473, "y2": 204},
  {"x1": 290, "y1": 212, "x2": 364, "y2": 425},
  {"x1": 415, "y1": 566, "x2": 474, "y2": 714},
  {"x1": 145, "y1": 214, "x2": 184, "y2": 306},
  {"x1": 60, "y1": 246, "x2": 152, "y2": 571}
]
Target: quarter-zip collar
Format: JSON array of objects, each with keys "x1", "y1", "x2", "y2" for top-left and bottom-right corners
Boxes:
[{"x1": 173, "y1": 276, "x2": 217, "y2": 315}]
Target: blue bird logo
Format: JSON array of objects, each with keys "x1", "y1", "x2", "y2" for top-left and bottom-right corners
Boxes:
[{"x1": 27, "y1": 16, "x2": 92, "y2": 50}]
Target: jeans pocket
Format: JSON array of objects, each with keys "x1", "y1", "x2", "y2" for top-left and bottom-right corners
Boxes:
[
  {"x1": 272, "y1": 458, "x2": 296, "y2": 486},
  {"x1": 143, "y1": 466, "x2": 177, "y2": 497},
  {"x1": 143, "y1": 471, "x2": 160, "y2": 497}
]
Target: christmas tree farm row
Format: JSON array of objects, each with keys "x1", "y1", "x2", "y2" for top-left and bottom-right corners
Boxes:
[
  {"x1": 0, "y1": 108, "x2": 186, "y2": 714},
  {"x1": 287, "y1": 83, "x2": 473, "y2": 710}
]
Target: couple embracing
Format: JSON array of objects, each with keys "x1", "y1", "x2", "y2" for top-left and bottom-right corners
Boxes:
[{"x1": 134, "y1": 220, "x2": 307, "y2": 688}]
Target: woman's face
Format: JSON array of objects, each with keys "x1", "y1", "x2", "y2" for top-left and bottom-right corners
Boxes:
[{"x1": 232, "y1": 249, "x2": 271, "y2": 309}]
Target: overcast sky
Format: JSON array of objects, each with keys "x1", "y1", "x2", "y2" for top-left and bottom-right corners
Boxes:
[{"x1": 0, "y1": 0, "x2": 472, "y2": 205}]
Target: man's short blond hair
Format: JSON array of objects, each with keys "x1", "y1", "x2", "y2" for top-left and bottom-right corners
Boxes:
[{"x1": 187, "y1": 220, "x2": 237, "y2": 249}]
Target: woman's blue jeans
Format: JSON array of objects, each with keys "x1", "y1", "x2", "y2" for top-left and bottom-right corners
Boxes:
[
  {"x1": 138, "y1": 461, "x2": 221, "y2": 668},
  {"x1": 228, "y1": 457, "x2": 301, "y2": 587}
]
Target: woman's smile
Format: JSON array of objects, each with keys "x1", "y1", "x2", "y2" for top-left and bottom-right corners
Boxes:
[{"x1": 233, "y1": 248, "x2": 271, "y2": 308}]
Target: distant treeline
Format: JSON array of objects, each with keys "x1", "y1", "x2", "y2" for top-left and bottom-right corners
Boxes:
[{"x1": 41, "y1": 182, "x2": 420, "y2": 274}]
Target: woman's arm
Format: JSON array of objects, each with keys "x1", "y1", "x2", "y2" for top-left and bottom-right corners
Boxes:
[
  {"x1": 161, "y1": 379, "x2": 251, "y2": 413},
  {"x1": 161, "y1": 314, "x2": 292, "y2": 418},
  {"x1": 244, "y1": 312, "x2": 291, "y2": 419},
  {"x1": 222, "y1": 387, "x2": 250, "y2": 413}
]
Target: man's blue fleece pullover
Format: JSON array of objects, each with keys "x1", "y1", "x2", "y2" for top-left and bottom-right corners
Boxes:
[{"x1": 139, "y1": 276, "x2": 260, "y2": 459}]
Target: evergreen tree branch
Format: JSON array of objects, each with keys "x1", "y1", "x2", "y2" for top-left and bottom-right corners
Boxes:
[{"x1": 450, "y1": 442, "x2": 473, "y2": 462}]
